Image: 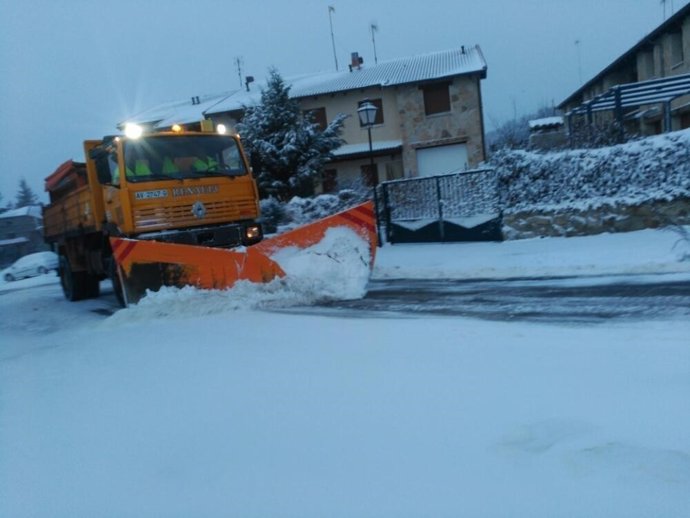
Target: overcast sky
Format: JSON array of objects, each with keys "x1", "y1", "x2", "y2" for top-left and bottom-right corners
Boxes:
[{"x1": 0, "y1": 0, "x2": 674, "y2": 202}]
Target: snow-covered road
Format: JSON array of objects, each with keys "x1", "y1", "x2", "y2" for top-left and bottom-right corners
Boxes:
[
  {"x1": 299, "y1": 274, "x2": 690, "y2": 322},
  {"x1": 1, "y1": 228, "x2": 689, "y2": 517}
]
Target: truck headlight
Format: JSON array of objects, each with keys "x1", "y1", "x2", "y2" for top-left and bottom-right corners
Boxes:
[
  {"x1": 124, "y1": 123, "x2": 143, "y2": 139},
  {"x1": 245, "y1": 225, "x2": 261, "y2": 240}
]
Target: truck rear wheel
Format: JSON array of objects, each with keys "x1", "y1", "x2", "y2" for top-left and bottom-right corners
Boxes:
[
  {"x1": 86, "y1": 274, "x2": 101, "y2": 298},
  {"x1": 59, "y1": 255, "x2": 88, "y2": 301},
  {"x1": 60, "y1": 255, "x2": 84, "y2": 302}
]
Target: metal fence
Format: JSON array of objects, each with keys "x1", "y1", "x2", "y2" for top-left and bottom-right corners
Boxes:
[{"x1": 376, "y1": 168, "x2": 502, "y2": 243}]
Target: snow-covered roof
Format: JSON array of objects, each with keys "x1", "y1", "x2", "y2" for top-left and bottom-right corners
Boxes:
[
  {"x1": 0, "y1": 237, "x2": 29, "y2": 247},
  {"x1": 122, "y1": 46, "x2": 487, "y2": 128},
  {"x1": 124, "y1": 91, "x2": 240, "y2": 128},
  {"x1": 528, "y1": 116, "x2": 564, "y2": 130},
  {"x1": 212, "y1": 45, "x2": 486, "y2": 113},
  {"x1": 331, "y1": 140, "x2": 403, "y2": 158},
  {"x1": 0, "y1": 205, "x2": 42, "y2": 219}
]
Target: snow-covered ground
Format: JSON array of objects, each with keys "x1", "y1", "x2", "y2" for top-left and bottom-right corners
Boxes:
[
  {"x1": 1, "y1": 227, "x2": 689, "y2": 517},
  {"x1": 374, "y1": 225, "x2": 690, "y2": 281}
]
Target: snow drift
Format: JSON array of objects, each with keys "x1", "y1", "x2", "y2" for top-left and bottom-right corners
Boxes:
[{"x1": 106, "y1": 227, "x2": 371, "y2": 324}]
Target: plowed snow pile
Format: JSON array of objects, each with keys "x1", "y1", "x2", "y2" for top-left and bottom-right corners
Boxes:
[{"x1": 106, "y1": 227, "x2": 371, "y2": 324}]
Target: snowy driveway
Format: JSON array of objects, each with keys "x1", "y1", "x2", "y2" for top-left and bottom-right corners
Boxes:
[
  {"x1": 4, "y1": 271, "x2": 690, "y2": 329},
  {"x1": 310, "y1": 274, "x2": 690, "y2": 322}
]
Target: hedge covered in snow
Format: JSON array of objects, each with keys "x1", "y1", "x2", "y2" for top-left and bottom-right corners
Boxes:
[
  {"x1": 491, "y1": 129, "x2": 690, "y2": 213},
  {"x1": 260, "y1": 189, "x2": 369, "y2": 232}
]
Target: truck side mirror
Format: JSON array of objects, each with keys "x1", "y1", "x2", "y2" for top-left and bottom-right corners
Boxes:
[
  {"x1": 94, "y1": 157, "x2": 113, "y2": 184},
  {"x1": 97, "y1": 167, "x2": 112, "y2": 185}
]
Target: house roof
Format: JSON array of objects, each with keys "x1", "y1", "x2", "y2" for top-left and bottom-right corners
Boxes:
[
  {"x1": 123, "y1": 91, "x2": 240, "y2": 128},
  {"x1": 558, "y1": 2, "x2": 690, "y2": 109},
  {"x1": 528, "y1": 116, "x2": 564, "y2": 129},
  {"x1": 0, "y1": 237, "x2": 29, "y2": 247},
  {"x1": 123, "y1": 45, "x2": 487, "y2": 128},
  {"x1": 0, "y1": 205, "x2": 42, "y2": 219}
]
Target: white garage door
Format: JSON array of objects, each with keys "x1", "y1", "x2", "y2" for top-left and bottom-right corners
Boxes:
[{"x1": 416, "y1": 143, "x2": 469, "y2": 177}]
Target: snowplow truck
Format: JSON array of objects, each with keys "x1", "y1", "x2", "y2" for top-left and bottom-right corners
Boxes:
[
  {"x1": 44, "y1": 125, "x2": 377, "y2": 305},
  {"x1": 44, "y1": 127, "x2": 264, "y2": 304}
]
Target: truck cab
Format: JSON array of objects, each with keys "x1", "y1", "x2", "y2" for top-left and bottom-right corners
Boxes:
[
  {"x1": 88, "y1": 128, "x2": 263, "y2": 247},
  {"x1": 44, "y1": 124, "x2": 264, "y2": 303}
]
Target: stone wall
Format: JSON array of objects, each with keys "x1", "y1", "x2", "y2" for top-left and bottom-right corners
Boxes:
[{"x1": 502, "y1": 197, "x2": 690, "y2": 240}]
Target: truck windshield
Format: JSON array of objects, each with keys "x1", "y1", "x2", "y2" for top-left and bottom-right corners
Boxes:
[{"x1": 123, "y1": 135, "x2": 248, "y2": 182}]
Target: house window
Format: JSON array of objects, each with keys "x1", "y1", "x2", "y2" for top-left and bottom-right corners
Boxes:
[
  {"x1": 422, "y1": 82, "x2": 451, "y2": 115},
  {"x1": 358, "y1": 98, "x2": 384, "y2": 126},
  {"x1": 360, "y1": 163, "x2": 379, "y2": 187},
  {"x1": 671, "y1": 32, "x2": 684, "y2": 67},
  {"x1": 305, "y1": 107, "x2": 327, "y2": 130},
  {"x1": 320, "y1": 169, "x2": 338, "y2": 193},
  {"x1": 680, "y1": 111, "x2": 690, "y2": 130},
  {"x1": 385, "y1": 161, "x2": 403, "y2": 181}
]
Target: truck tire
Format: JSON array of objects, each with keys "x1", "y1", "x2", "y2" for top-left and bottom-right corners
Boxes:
[
  {"x1": 85, "y1": 274, "x2": 101, "y2": 298},
  {"x1": 59, "y1": 255, "x2": 88, "y2": 301}
]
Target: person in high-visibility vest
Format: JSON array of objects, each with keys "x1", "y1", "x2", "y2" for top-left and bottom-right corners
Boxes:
[
  {"x1": 133, "y1": 159, "x2": 151, "y2": 176},
  {"x1": 191, "y1": 155, "x2": 219, "y2": 172},
  {"x1": 112, "y1": 159, "x2": 150, "y2": 183},
  {"x1": 162, "y1": 156, "x2": 180, "y2": 175}
]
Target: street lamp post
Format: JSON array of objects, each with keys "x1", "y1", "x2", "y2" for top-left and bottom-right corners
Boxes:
[
  {"x1": 357, "y1": 100, "x2": 378, "y2": 185},
  {"x1": 357, "y1": 99, "x2": 384, "y2": 246}
]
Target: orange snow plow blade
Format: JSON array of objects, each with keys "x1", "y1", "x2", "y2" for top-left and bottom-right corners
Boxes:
[{"x1": 110, "y1": 201, "x2": 377, "y2": 304}]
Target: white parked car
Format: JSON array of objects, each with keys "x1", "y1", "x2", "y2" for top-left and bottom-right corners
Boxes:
[{"x1": 3, "y1": 251, "x2": 58, "y2": 282}]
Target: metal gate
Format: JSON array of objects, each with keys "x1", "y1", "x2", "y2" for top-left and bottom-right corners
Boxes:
[{"x1": 376, "y1": 168, "x2": 502, "y2": 244}]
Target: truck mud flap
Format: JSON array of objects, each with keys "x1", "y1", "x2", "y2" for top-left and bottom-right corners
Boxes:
[{"x1": 110, "y1": 201, "x2": 377, "y2": 304}]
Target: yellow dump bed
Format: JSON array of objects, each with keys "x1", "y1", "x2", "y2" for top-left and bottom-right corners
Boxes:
[{"x1": 43, "y1": 160, "x2": 99, "y2": 242}]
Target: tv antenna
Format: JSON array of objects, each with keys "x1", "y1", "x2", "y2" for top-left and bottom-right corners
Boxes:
[
  {"x1": 371, "y1": 23, "x2": 379, "y2": 64},
  {"x1": 661, "y1": 0, "x2": 675, "y2": 20},
  {"x1": 328, "y1": 6, "x2": 339, "y2": 71},
  {"x1": 234, "y1": 57, "x2": 244, "y2": 89},
  {"x1": 575, "y1": 40, "x2": 582, "y2": 84}
]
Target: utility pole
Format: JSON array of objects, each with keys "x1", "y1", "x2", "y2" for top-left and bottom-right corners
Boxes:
[
  {"x1": 234, "y1": 57, "x2": 243, "y2": 89},
  {"x1": 575, "y1": 40, "x2": 583, "y2": 84},
  {"x1": 371, "y1": 23, "x2": 379, "y2": 65},
  {"x1": 328, "y1": 6, "x2": 339, "y2": 71},
  {"x1": 661, "y1": 0, "x2": 673, "y2": 20}
]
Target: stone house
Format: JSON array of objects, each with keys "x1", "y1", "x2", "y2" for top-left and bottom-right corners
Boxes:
[
  {"x1": 558, "y1": 3, "x2": 690, "y2": 137},
  {"x1": 125, "y1": 46, "x2": 488, "y2": 193},
  {"x1": 0, "y1": 206, "x2": 47, "y2": 267}
]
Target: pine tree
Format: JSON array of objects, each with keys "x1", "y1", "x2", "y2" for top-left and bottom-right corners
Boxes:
[
  {"x1": 238, "y1": 69, "x2": 346, "y2": 201},
  {"x1": 14, "y1": 178, "x2": 39, "y2": 208}
]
